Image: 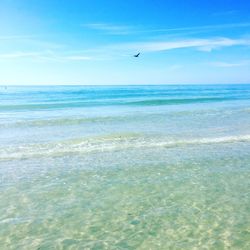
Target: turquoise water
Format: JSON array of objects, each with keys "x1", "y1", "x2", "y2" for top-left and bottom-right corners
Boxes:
[{"x1": 0, "y1": 85, "x2": 250, "y2": 249}]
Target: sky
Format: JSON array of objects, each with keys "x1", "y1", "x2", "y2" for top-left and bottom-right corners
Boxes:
[{"x1": 0, "y1": 0, "x2": 250, "y2": 85}]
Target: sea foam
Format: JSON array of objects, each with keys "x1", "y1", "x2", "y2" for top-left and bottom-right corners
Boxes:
[{"x1": 1, "y1": 134, "x2": 250, "y2": 161}]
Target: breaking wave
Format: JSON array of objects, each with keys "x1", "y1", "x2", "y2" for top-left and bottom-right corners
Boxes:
[{"x1": 1, "y1": 134, "x2": 250, "y2": 161}]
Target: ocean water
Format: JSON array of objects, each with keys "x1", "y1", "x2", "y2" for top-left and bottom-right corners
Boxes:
[{"x1": 0, "y1": 84, "x2": 250, "y2": 249}]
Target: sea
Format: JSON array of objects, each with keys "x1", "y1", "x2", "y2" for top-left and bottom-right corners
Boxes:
[{"x1": 0, "y1": 84, "x2": 250, "y2": 249}]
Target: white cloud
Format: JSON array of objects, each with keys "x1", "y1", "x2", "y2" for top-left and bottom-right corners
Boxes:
[
  {"x1": 210, "y1": 60, "x2": 250, "y2": 67},
  {"x1": 0, "y1": 51, "x2": 95, "y2": 62},
  {"x1": 83, "y1": 23, "x2": 134, "y2": 35},
  {"x1": 65, "y1": 55, "x2": 92, "y2": 61},
  {"x1": 83, "y1": 22, "x2": 250, "y2": 36},
  {"x1": 141, "y1": 22, "x2": 250, "y2": 35},
  {"x1": 1, "y1": 36, "x2": 250, "y2": 62},
  {"x1": 0, "y1": 51, "x2": 42, "y2": 59},
  {"x1": 115, "y1": 37, "x2": 250, "y2": 53}
]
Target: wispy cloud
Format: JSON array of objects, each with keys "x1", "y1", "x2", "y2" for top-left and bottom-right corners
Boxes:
[
  {"x1": 0, "y1": 35, "x2": 65, "y2": 51},
  {"x1": 1, "y1": 36, "x2": 250, "y2": 62},
  {"x1": 142, "y1": 22, "x2": 250, "y2": 35},
  {"x1": 115, "y1": 37, "x2": 250, "y2": 53},
  {"x1": 65, "y1": 55, "x2": 92, "y2": 61},
  {"x1": 83, "y1": 22, "x2": 250, "y2": 37},
  {"x1": 0, "y1": 35, "x2": 35, "y2": 41},
  {"x1": 0, "y1": 51, "x2": 94, "y2": 62},
  {"x1": 0, "y1": 51, "x2": 42, "y2": 59},
  {"x1": 210, "y1": 60, "x2": 250, "y2": 67},
  {"x1": 83, "y1": 23, "x2": 135, "y2": 35}
]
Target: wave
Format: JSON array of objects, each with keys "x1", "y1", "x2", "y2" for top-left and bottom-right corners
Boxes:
[
  {"x1": 125, "y1": 97, "x2": 236, "y2": 106},
  {"x1": 0, "y1": 96, "x2": 244, "y2": 111},
  {"x1": 6, "y1": 116, "x2": 123, "y2": 128},
  {"x1": 1, "y1": 134, "x2": 250, "y2": 161},
  {"x1": 0, "y1": 114, "x2": 161, "y2": 128},
  {"x1": 0, "y1": 106, "x2": 246, "y2": 129}
]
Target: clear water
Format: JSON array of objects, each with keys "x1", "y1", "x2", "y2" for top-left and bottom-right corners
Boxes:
[{"x1": 0, "y1": 85, "x2": 250, "y2": 249}]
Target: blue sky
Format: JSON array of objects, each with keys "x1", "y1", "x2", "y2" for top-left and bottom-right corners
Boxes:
[{"x1": 0, "y1": 0, "x2": 250, "y2": 85}]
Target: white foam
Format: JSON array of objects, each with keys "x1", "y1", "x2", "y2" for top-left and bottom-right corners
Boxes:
[{"x1": 1, "y1": 134, "x2": 250, "y2": 161}]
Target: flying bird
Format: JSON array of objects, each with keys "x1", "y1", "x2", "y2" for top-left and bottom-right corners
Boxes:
[{"x1": 133, "y1": 52, "x2": 140, "y2": 58}]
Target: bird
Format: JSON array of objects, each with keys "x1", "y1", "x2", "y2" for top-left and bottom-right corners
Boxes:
[{"x1": 133, "y1": 52, "x2": 140, "y2": 58}]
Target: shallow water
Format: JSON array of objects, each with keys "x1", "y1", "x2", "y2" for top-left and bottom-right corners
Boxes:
[{"x1": 0, "y1": 85, "x2": 250, "y2": 249}]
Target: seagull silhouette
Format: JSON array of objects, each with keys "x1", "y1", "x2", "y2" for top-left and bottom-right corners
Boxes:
[{"x1": 133, "y1": 52, "x2": 140, "y2": 58}]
